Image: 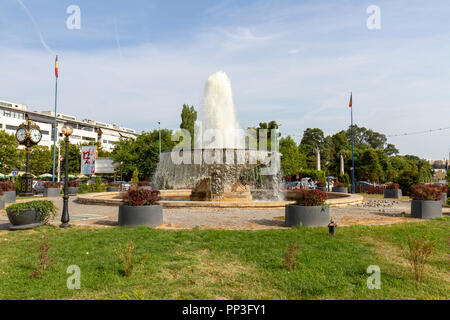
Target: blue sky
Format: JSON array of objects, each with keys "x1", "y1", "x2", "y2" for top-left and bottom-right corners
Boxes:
[{"x1": 0, "y1": 0, "x2": 449, "y2": 159}]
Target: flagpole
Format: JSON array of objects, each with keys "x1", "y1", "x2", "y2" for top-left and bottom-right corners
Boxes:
[
  {"x1": 52, "y1": 56, "x2": 58, "y2": 182},
  {"x1": 351, "y1": 92, "x2": 355, "y2": 194}
]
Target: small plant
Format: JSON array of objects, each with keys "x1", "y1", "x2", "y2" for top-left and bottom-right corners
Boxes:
[
  {"x1": 93, "y1": 177, "x2": 105, "y2": 192},
  {"x1": 410, "y1": 185, "x2": 442, "y2": 201},
  {"x1": 403, "y1": 230, "x2": 435, "y2": 282},
  {"x1": 119, "y1": 289, "x2": 147, "y2": 300},
  {"x1": 334, "y1": 182, "x2": 346, "y2": 188},
  {"x1": 283, "y1": 241, "x2": 302, "y2": 271},
  {"x1": 6, "y1": 200, "x2": 57, "y2": 224},
  {"x1": 432, "y1": 184, "x2": 448, "y2": 194},
  {"x1": 0, "y1": 181, "x2": 16, "y2": 192},
  {"x1": 44, "y1": 181, "x2": 61, "y2": 188},
  {"x1": 29, "y1": 237, "x2": 54, "y2": 279},
  {"x1": 114, "y1": 241, "x2": 147, "y2": 277},
  {"x1": 295, "y1": 189, "x2": 328, "y2": 206},
  {"x1": 123, "y1": 188, "x2": 161, "y2": 206},
  {"x1": 131, "y1": 169, "x2": 139, "y2": 184},
  {"x1": 137, "y1": 181, "x2": 150, "y2": 187},
  {"x1": 68, "y1": 180, "x2": 79, "y2": 187},
  {"x1": 385, "y1": 182, "x2": 400, "y2": 190}
]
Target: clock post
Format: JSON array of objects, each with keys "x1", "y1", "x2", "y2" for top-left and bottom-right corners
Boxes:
[{"x1": 15, "y1": 114, "x2": 42, "y2": 196}]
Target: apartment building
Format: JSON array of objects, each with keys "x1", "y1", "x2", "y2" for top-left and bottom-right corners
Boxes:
[{"x1": 0, "y1": 99, "x2": 138, "y2": 151}]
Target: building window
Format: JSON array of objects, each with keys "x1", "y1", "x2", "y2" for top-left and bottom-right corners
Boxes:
[{"x1": 6, "y1": 125, "x2": 18, "y2": 131}]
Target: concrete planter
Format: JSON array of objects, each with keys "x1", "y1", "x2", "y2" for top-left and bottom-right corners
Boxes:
[
  {"x1": 384, "y1": 189, "x2": 402, "y2": 199},
  {"x1": 3, "y1": 191, "x2": 16, "y2": 203},
  {"x1": 442, "y1": 192, "x2": 447, "y2": 206},
  {"x1": 332, "y1": 187, "x2": 348, "y2": 193},
  {"x1": 0, "y1": 196, "x2": 4, "y2": 210},
  {"x1": 319, "y1": 187, "x2": 327, "y2": 192},
  {"x1": 285, "y1": 205, "x2": 330, "y2": 227},
  {"x1": 6, "y1": 208, "x2": 44, "y2": 228},
  {"x1": 43, "y1": 188, "x2": 61, "y2": 197},
  {"x1": 68, "y1": 187, "x2": 78, "y2": 196},
  {"x1": 107, "y1": 186, "x2": 119, "y2": 192},
  {"x1": 411, "y1": 200, "x2": 442, "y2": 219},
  {"x1": 118, "y1": 204, "x2": 163, "y2": 227}
]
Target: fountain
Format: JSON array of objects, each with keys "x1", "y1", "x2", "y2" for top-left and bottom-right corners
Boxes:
[{"x1": 153, "y1": 71, "x2": 281, "y2": 202}]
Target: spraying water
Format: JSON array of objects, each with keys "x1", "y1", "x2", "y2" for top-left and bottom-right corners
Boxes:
[{"x1": 196, "y1": 71, "x2": 244, "y2": 149}]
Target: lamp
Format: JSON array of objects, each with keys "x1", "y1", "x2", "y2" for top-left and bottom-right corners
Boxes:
[{"x1": 60, "y1": 125, "x2": 73, "y2": 228}]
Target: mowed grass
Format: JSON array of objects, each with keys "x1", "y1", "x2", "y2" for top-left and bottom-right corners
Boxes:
[{"x1": 0, "y1": 218, "x2": 448, "y2": 300}]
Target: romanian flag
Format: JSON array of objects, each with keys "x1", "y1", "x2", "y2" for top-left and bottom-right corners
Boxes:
[
  {"x1": 55, "y1": 55, "x2": 59, "y2": 78},
  {"x1": 349, "y1": 92, "x2": 352, "y2": 108}
]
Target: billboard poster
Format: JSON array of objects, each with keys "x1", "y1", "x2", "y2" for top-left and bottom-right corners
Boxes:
[{"x1": 81, "y1": 146, "x2": 97, "y2": 175}]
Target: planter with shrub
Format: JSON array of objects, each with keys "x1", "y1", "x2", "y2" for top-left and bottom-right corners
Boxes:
[
  {"x1": 43, "y1": 181, "x2": 61, "y2": 197},
  {"x1": 137, "y1": 181, "x2": 152, "y2": 190},
  {"x1": 6, "y1": 200, "x2": 57, "y2": 230},
  {"x1": 332, "y1": 182, "x2": 348, "y2": 193},
  {"x1": 0, "y1": 182, "x2": 16, "y2": 203},
  {"x1": 118, "y1": 188, "x2": 163, "y2": 227},
  {"x1": 384, "y1": 182, "x2": 402, "y2": 199},
  {"x1": 410, "y1": 185, "x2": 442, "y2": 219},
  {"x1": 106, "y1": 182, "x2": 120, "y2": 192},
  {"x1": 68, "y1": 180, "x2": 79, "y2": 195},
  {"x1": 316, "y1": 181, "x2": 327, "y2": 192},
  {"x1": 285, "y1": 189, "x2": 329, "y2": 227},
  {"x1": 433, "y1": 184, "x2": 448, "y2": 206}
]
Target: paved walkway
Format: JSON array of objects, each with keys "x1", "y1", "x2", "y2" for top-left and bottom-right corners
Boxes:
[{"x1": 1, "y1": 195, "x2": 448, "y2": 230}]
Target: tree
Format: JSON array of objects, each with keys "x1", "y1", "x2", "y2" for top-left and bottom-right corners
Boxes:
[
  {"x1": 346, "y1": 125, "x2": 388, "y2": 150},
  {"x1": 59, "y1": 141, "x2": 81, "y2": 175},
  {"x1": 358, "y1": 149, "x2": 382, "y2": 182},
  {"x1": 279, "y1": 136, "x2": 306, "y2": 176},
  {"x1": 300, "y1": 128, "x2": 325, "y2": 169},
  {"x1": 29, "y1": 145, "x2": 53, "y2": 176},
  {"x1": 0, "y1": 130, "x2": 23, "y2": 174},
  {"x1": 180, "y1": 104, "x2": 197, "y2": 148}
]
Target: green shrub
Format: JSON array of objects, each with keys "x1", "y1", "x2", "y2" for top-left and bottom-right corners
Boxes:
[
  {"x1": 300, "y1": 169, "x2": 325, "y2": 182},
  {"x1": 396, "y1": 170, "x2": 420, "y2": 196},
  {"x1": 338, "y1": 173, "x2": 350, "y2": 185}
]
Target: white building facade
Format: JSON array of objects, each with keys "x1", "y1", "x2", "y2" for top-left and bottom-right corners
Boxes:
[{"x1": 0, "y1": 99, "x2": 138, "y2": 151}]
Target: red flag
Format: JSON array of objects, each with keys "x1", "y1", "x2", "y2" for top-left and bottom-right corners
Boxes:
[
  {"x1": 349, "y1": 92, "x2": 352, "y2": 108},
  {"x1": 55, "y1": 55, "x2": 59, "y2": 78}
]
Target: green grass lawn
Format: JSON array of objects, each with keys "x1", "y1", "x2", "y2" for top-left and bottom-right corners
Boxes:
[{"x1": 0, "y1": 218, "x2": 448, "y2": 300}]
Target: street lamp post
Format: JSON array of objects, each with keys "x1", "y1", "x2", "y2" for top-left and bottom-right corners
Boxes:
[
  {"x1": 60, "y1": 125, "x2": 73, "y2": 228},
  {"x1": 325, "y1": 161, "x2": 330, "y2": 191}
]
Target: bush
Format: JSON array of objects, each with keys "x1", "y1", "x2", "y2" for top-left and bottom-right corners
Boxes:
[
  {"x1": 410, "y1": 185, "x2": 442, "y2": 201},
  {"x1": 137, "y1": 181, "x2": 150, "y2": 187},
  {"x1": 300, "y1": 169, "x2": 325, "y2": 182},
  {"x1": 68, "y1": 180, "x2": 79, "y2": 187},
  {"x1": 385, "y1": 182, "x2": 400, "y2": 190},
  {"x1": 92, "y1": 177, "x2": 105, "y2": 192},
  {"x1": 107, "y1": 182, "x2": 119, "y2": 187},
  {"x1": 367, "y1": 186, "x2": 384, "y2": 194},
  {"x1": 44, "y1": 181, "x2": 61, "y2": 188},
  {"x1": 316, "y1": 181, "x2": 326, "y2": 188},
  {"x1": 0, "y1": 181, "x2": 16, "y2": 192},
  {"x1": 295, "y1": 189, "x2": 328, "y2": 206},
  {"x1": 432, "y1": 184, "x2": 448, "y2": 194},
  {"x1": 396, "y1": 170, "x2": 419, "y2": 196},
  {"x1": 6, "y1": 200, "x2": 57, "y2": 224},
  {"x1": 334, "y1": 182, "x2": 346, "y2": 188},
  {"x1": 403, "y1": 230, "x2": 435, "y2": 282},
  {"x1": 131, "y1": 169, "x2": 139, "y2": 184},
  {"x1": 337, "y1": 173, "x2": 350, "y2": 185},
  {"x1": 123, "y1": 188, "x2": 161, "y2": 206}
]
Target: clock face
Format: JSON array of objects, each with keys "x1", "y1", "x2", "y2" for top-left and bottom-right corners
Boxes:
[
  {"x1": 30, "y1": 128, "x2": 42, "y2": 143},
  {"x1": 15, "y1": 128, "x2": 27, "y2": 143}
]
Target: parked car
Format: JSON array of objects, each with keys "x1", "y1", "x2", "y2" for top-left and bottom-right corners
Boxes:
[
  {"x1": 33, "y1": 181, "x2": 46, "y2": 194},
  {"x1": 355, "y1": 181, "x2": 373, "y2": 187},
  {"x1": 116, "y1": 181, "x2": 131, "y2": 191}
]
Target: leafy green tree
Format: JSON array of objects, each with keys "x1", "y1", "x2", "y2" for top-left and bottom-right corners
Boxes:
[
  {"x1": 29, "y1": 145, "x2": 53, "y2": 176},
  {"x1": 59, "y1": 141, "x2": 81, "y2": 175},
  {"x1": 279, "y1": 136, "x2": 306, "y2": 176},
  {"x1": 396, "y1": 170, "x2": 420, "y2": 195},
  {"x1": 0, "y1": 130, "x2": 22, "y2": 174},
  {"x1": 346, "y1": 125, "x2": 387, "y2": 150},
  {"x1": 131, "y1": 169, "x2": 139, "y2": 184},
  {"x1": 180, "y1": 104, "x2": 197, "y2": 148},
  {"x1": 300, "y1": 128, "x2": 325, "y2": 169},
  {"x1": 358, "y1": 149, "x2": 383, "y2": 182}
]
